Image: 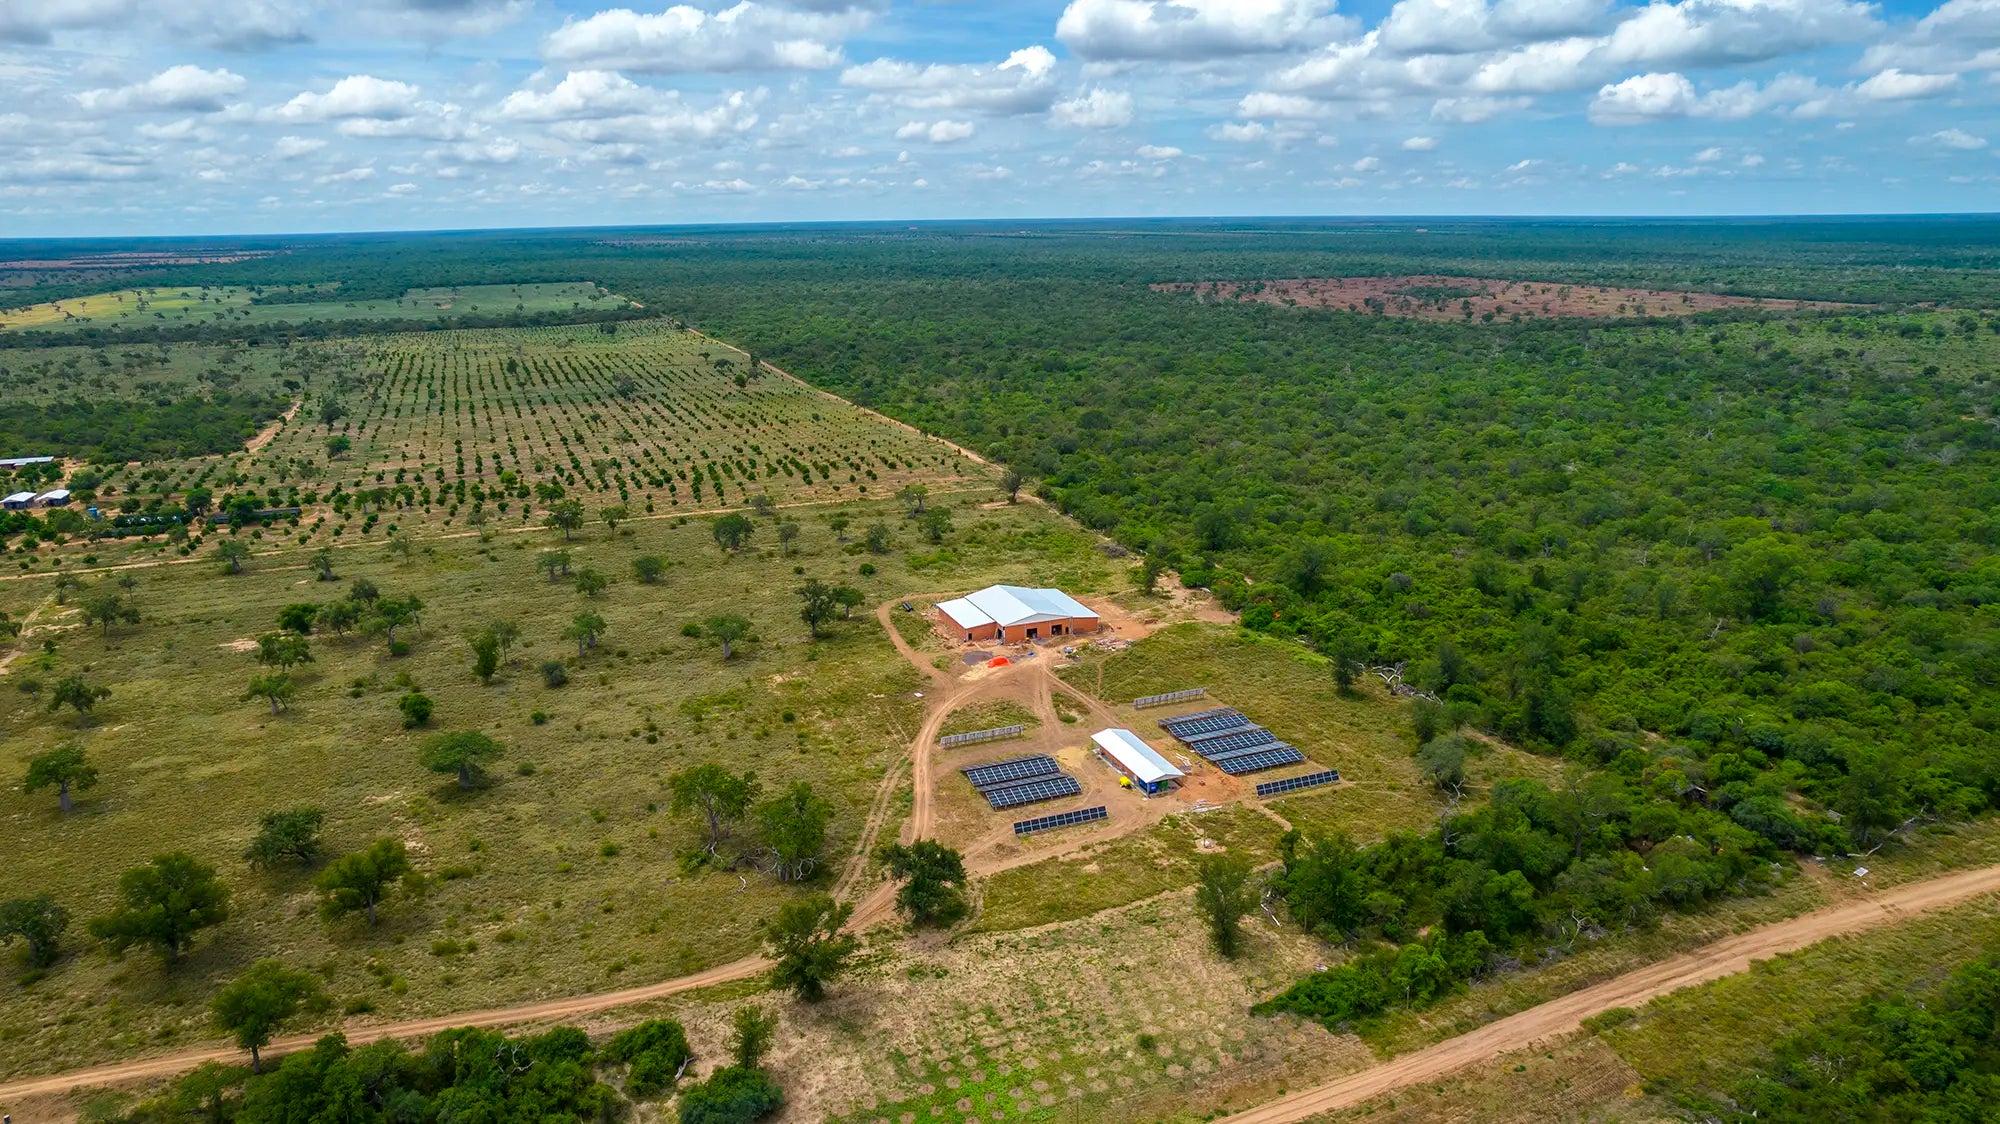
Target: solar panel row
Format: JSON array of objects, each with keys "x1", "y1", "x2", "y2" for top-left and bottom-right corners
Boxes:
[
  {"x1": 1254, "y1": 770, "x2": 1342, "y2": 797},
  {"x1": 961, "y1": 755, "x2": 1059, "y2": 790},
  {"x1": 1164, "y1": 715, "x2": 1253, "y2": 740},
  {"x1": 1014, "y1": 805, "x2": 1109, "y2": 835},
  {"x1": 1212, "y1": 746, "x2": 1306, "y2": 775},
  {"x1": 1185, "y1": 727, "x2": 1277, "y2": 754},
  {"x1": 984, "y1": 774, "x2": 1083, "y2": 809},
  {"x1": 1159, "y1": 707, "x2": 1239, "y2": 730}
]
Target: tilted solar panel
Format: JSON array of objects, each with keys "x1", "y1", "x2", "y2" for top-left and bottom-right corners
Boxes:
[
  {"x1": 1213, "y1": 746, "x2": 1307, "y2": 775},
  {"x1": 1255, "y1": 770, "x2": 1341, "y2": 797},
  {"x1": 1188, "y1": 728, "x2": 1277, "y2": 755},
  {"x1": 1014, "y1": 805, "x2": 1109, "y2": 835},
  {"x1": 1165, "y1": 715, "x2": 1254, "y2": 740},
  {"x1": 1159, "y1": 707, "x2": 1241, "y2": 731},
  {"x1": 962, "y1": 755, "x2": 1059, "y2": 790},
  {"x1": 984, "y1": 774, "x2": 1083, "y2": 809}
]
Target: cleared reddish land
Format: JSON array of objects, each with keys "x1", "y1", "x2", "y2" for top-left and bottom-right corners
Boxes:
[{"x1": 1155, "y1": 275, "x2": 1855, "y2": 321}]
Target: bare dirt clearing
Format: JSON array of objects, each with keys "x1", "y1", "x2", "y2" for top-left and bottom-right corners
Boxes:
[{"x1": 1155, "y1": 276, "x2": 1857, "y2": 321}]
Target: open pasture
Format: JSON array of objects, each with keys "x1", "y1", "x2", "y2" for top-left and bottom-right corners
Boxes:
[
  {"x1": 0, "y1": 281, "x2": 629, "y2": 333},
  {"x1": 1154, "y1": 275, "x2": 1858, "y2": 321}
]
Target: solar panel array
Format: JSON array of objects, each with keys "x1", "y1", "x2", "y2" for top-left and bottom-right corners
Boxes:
[
  {"x1": 983, "y1": 774, "x2": 1083, "y2": 809},
  {"x1": 962, "y1": 755, "x2": 1058, "y2": 789},
  {"x1": 1160, "y1": 707, "x2": 1237, "y2": 728},
  {"x1": 940, "y1": 724, "x2": 1027, "y2": 748},
  {"x1": 1133, "y1": 687, "x2": 1206, "y2": 709},
  {"x1": 1210, "y1": 746, "x2": 1306, "y2": 775},
  {"x1": 1014, "y1": 805, "x2": 1109, "y2": 835},
  {"x1": 1185, "y1": 727, "x2": 1277, "y2": 754},
  {"x1": 1161, "y1": 711, "x2": 1251, "y2": 738},
  {"x1": 1255, "y1": 769, "x2": 1341, "y2": 797}
]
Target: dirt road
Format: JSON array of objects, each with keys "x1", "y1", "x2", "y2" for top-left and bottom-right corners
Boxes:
[{"x1": 1225, "y1": 860, "x2": 2000, "y2": 1124}]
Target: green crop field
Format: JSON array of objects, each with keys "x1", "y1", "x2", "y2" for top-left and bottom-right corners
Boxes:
[{"x1": 0, "y1": 281, "x2": 630, "y2": 333}]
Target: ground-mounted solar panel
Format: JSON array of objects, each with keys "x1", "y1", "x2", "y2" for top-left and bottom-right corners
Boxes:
[
  {"x1": 1134, "y1": 687, "x2": 1206, "y2": 709},
  {"x1": 1163, "y1": 713, "x2": 1252, "y2": 739},
  {"x1": 1207, "y1": 740, "x2": 1298, "y2": 765},
  {"x1": 940, "y1": 724, "x2": 1027, "y2": 748},
  {"x1": 1159, "y1": 707, "x2": 1238, "y2": 730},
  {"x1": 1212, "y1": 745, "x2": 1307, "y2": 775},
  {"x1": 1255, "y1": 770, "x2": 1341, "y2": 797},
  {"x1": 983, "y1": 774, "x2": 1083, "y2": 809},
  {"x1": 1014, "y1": 805, "x2": 1109, "y2": 835},
  {"x1": 1186, "y1": 727, "x2": 1276, "y2": 754},
  {"x1": 962, "y1": 755, "x2": 1059, "y2": 790}
]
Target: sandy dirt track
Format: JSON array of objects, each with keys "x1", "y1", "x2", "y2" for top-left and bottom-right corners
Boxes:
[{"x1": 1224, "y1": 860, "x2": 2000, "y2": 1123}]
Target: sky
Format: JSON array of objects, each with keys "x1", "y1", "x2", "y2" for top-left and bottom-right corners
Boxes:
[{"x1": 1, "y1": 0, "x2": 1996, "y2": 235}]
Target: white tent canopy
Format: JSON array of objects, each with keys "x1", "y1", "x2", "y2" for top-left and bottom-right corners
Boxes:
[{"x1": 1091, "y1": 728, "x2": 1185, "y2": 786}]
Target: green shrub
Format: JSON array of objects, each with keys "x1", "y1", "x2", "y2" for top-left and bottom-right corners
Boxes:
[
  {"x1": 676, "y1": 1066, "x2": 783, "y2": 1124},
  {"x1": 604, "y1": 1018, "x2": 692, "y2": 1097}
]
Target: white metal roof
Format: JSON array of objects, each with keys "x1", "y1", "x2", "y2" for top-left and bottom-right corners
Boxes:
[
  {"x1": 3, "y1": 491, "x2": 36, "y2": 505},
  {"x1": 36, "y1": 489, "x2": 69, "y2": 502},
  {"x1": 936, "y1": 585, "x2": 1097, "y2": 630},
  {"x1": 1092, "y1": 728, "x2": 1185, "y2": 785},
  {"x1": 0, "y1": 456, "x2": 53, "y2": 468}
]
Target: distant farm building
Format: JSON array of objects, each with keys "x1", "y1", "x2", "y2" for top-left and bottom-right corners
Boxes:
[
  {"x1": 2, "y1": 491, "x2": 36, "y2": 511},
  {"x1": 35, "y1": 489, "x2": 70, "y2": 507},
  {"x1": 935, "y1": 585, "x2": 1100, "y2": 644},
  {"x1": 1091, "y1": 728, "x2": 1186, "y2": 796},
  {"x1": 0, "y1": 456, "x2": 54, "y2": 470}
]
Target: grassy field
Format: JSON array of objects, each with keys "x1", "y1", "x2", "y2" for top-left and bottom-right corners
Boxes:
[
  {"x1": 0, "y1": 317, "x2": 1108, "y2": 1080},
  {"x1": 0, "y1": 282, "x2": 628, "y2": 333}
]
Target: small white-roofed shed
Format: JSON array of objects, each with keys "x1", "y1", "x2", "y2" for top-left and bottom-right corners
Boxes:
[{"x1": 1091, "y1": 728, "x2": 1185, "y2": 795}]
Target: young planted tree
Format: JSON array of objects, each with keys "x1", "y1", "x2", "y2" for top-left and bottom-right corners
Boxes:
[
  {"x1": 704, "y1": 614, "x2": 752, "y2": 659},
  {"x1": 211, "y1": 959, "x2": 326, "y2": 1073},
  {"x1": 763, "y1": 893, "x2": 856, "y2": 1002},
  {"x1": 713, "y1": 512, "x2": 754, "y2": 552},
  {"x1": 420, "y1": 731, "x2": 503, "y2": 790},
  {"x1": 670, "y1": 763, "x2": 760, "y2": 857},
  {"x1": 48, "y1": 674, "x2": 110, "y2": 725},
  {"x1": 573, "y1": 567, "x2": 609, "y2": 597},
  {"x1": 875, "y1": 841, "x2": 968, "y2": 927},
  {"x1": 244, "y1": 807, "x2": 325, "y2": 869},
  {"x1": 796, "y1": 579, "x2": 839, "y2": 639},
  {"x1": 243, "y1": 673, "x2": 296, "y2": 715},
  {"x1": 216, "y1": 538, "x2": 251, "y2": 574},
  {"x1": 756, "y1": 782, "x2": 832, "y2": 882},
  {"x1": 564, "y1": 611, "x2": 607, "y2": 660},
  {"x1": 25, "y1": 745, "x2": 97, "y2": 813},
  {"x1": 316, "y1": 838, "x2": 412, "y2": 925},
  {"x1": 1194, "y1": 852, "x2": 1258, "y2": 958},
  {"x1": 90, "y1": 852, "x2": 230, "y2": 964},
  {"x1": 731, "y1": 1006, "x2": 778, "y2": 1069},
  {"x1": 0, "y1": 894, "x2": 69, "y2": 970},
  {"x1": 543, "y1": 499, "x2": 586, "y2": 540}
]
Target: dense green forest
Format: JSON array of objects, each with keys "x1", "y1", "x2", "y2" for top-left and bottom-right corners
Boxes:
[{"x1": 0, "y1": 395, "x2": 289, "y2": 462}]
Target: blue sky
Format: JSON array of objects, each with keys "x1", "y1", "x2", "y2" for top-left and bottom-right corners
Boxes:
[{"x1": 1, "y1": 0, "x2": 1994, "y2": 235}]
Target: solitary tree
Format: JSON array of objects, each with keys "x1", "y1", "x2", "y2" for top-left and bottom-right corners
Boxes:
[
  {"x1": 256, "y1": 632, "x2": 312, "y2": 669},
  {"x1": 89, "y1": 852, "x2": 229, "y2": 964},
  {"x1": 863, "y1": 523, "x2": 892, "y2": 554},
  {"x1": 776, "y1": 521, "x2": 800, "y2": 556},
  {"x1": 827, "y1": 512, "x2": 852, "y2": 541},
  {"x1": 763, "y1": 893, "x2": 856, "y2": 1002},
  {"x1": 420, "y1": 731, "x2": 503, "y2": 790},
  {"x1": 400, "y1": 691, "x2": 434, "y2": 728},
  {"x1": 704, "y1": 614, "x2": 751, "y2": 659},
  {"x1": 633, "y1": 555, "x2": 666, "y2": 584},
  {"x1": 796, "y1": 579, "x2": 839, "y2": 639},
  {"x1": 215, "y1": 539, "x2": 251, "y2": 575},
  {"x1": 316, "y1": 838, "x2": 411, "y2": 925},
  {"x1": 537, "y1": 549, "x2": 572, "y2": 582},
  {"x1": 25, "y1": 746, "x2": 97, "y2": 813},
  {"x1": 574, "y1": 567, "x2": 608, "y2": 597},
  {"x1": 731, "y1": 1006, "x2": 778, "y2": 1069},
  {"x1": 543, "y1": 499, "x2": 586, "y2": 540},
  {"x1": 896, "y1": 483, "x2": 929, "y2": 516},
  {"x1": 564, "y1": 611, "x2": 608, "y2": 659},
  {"x1": 1327, "y1": 635, "x2": 1364, "y2": 696},
  {"x1": 368, "y1": 594, "x2": 423, "y2": 647},
  {"x1": 917, "y1": 507, "x2": 953, "y2": 544},
  {"x1": 211, "y1": 960, "x2": 326, "y2": 1073},
  {"x1": 348, "y1": 577, "x2": 380, "y2": 605},
  {"x1": 600, "y1": 504, "x2": 629, "y2": 532},
  {"x1": 243, "y1": 673, "x2": 296, "y2": 715},
  {"x1": 469, "y1": 629, "x2": 501, "y2": 683},
  {"x1": 48, "y1": 674, "x2": 110, "y2": 725},
  {"x1": 1001, "y1": 468, "x2": 1024, "y2": 503},
  {"x1": 1193, "y1": 852, "x2": 1258, "y2": 958},
  {"x1": 316, "y1": 599, "x2": 360, "y2": 637},
  {"x1": 278, "y1": 603, "x2": 318, "y2": 635},
  {"x1": 0, "y1": 894, "x2": 69, "y2": 969},
  {"x1": 308, "y1": 547, "x2": 337, "y2": 581},
  {"x1": 749, "y1": 494, "x2": 776, "y2": 518},
  {"x1": 833, "y1": 585, "x2": 865, "y2": 619},
  {"x1": 713, "y1": 512, "x2": 754, "y2": 552},
  {"x1": 670, "y1": 764, "x2": 760, "y2": 856},
  {"x1": 486, "y1": 619, "x2": 522, "y2": 660},
  {"x1": 1139, "y1": 554, "x2": 1168, "y2": 595},
  {"x1": 80, "y1": 587, "x2": 140, "y2": 637},
  {"x1": 243, "y1": 807, "x2": 325, "y2": 869},
  {"x1": 757, "y1": 782, "x2": 832, "y2": 882},
  {"x1": 875, "y1": 841, "x2": 968, "y2": 927},
  {"x1": 1417, "y1": 733, "x2": 1470, "y2": 797}
]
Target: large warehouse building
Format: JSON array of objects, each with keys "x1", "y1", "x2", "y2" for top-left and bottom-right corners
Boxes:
[{"x1": 934, "y1": 585, "x2": 1100, "y2": 644}]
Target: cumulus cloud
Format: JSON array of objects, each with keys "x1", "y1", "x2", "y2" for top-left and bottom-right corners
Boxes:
[
  {"x1": 841, "y1": 45, "x2": 1057, "y2": 115},
  {"x1": 895, "y1": 119, "x2": 974, "y2": 142},
  {"x1": 276, "y1": 75, "x2": 425, "y2": 121},
  {"x1": 1855, "y1": 67, "x2": 1960, "y2": 100},
  {"x1": 1238, "y1": 91, "x2": 1331, "y2": 117},
  {"x1": 544, "y1": 1, "x2": 871, "y2": 74},
  {"x1": 1430, "y1": 94, "x2": 1531, "y2": 121},
  {"x1": 1056, "y1": 0, "x2": 1349, "y2": 61},
  {"x1": 1136, "y1": 143, "x2": 1183, "y2": 157},
  {"x1": 0, "y1": 0, "x2": 312, "y2": 50},
  {"x1": 1207, "y1": 120, "x2": 1270, "y2": 141},
  {"x1": 273, "y1": 135, "x2": 327, "y2": 158},
  {"x1": 1924, "y1": 127, "x2": 1988, "y2": 149},
  {"x1": 1587, "y1": 70, "x2": 1835, "y2": 123},
  {"x1": 1402, "y1": 134, "x2": 1439, "y2": 149},
  {"x1": 1378, "y1": 0, "x2": 1610, "y2": 56},
  {"x1": 1052, "y1": 87, "x2": 1135, "y2": 127},
  {"x1": 75, "y1": 66, "x2": 246, "y2": 113}
]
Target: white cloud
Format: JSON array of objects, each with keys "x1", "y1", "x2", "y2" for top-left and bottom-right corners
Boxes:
[
  {"x1": 1351, "y1": 154, "x2": 1381, "y2": 170},
  {"x1": 1238, "y1": 91, "x2": 1330, "y2": 117},
  {"x1": 544, "y1": 1, "x2": 870, "y2": 74},
  {"x1": 497, "y1": 70, "x2": 664, "y2": 121},
  {"x1": 1136, "y1": 144, "x2": 1183, "y2": 157},
  {"x1": 75, "y1": 65, "x2": 246, "y2": 113},
  {"x1": 276, "y1": 75, "x2": 424, "y2": 122},
  {"x1": 316, "y1": 164, "x2": 377, "y2": 184},
  {"x1": 895, "y1": 119, "x2": 974, "y2": 143},
  {"x1": 273, "y1": 135, "x2": 326, "y2": 158},
  {"x1": 1430, "y1": 94, "x2": 1530, "y2": 122},
  {"x1": 1504, "y1": 157, "x2": 1537, "y2": 170},
  {"x1": 1052, "y1": 87, "x2": 1135, "y2": 128},
  {"x1": 841, "y1": 45, "x2": 1058, "y2": 115},
  {"x1": 1379, "y1": 0, "x2": 1610, "y2": 56},
  {"x1": 1207, "y1": 120, "x2": 1270, "y2": 141},
  {"x1": 1693, "y1": 145, "x2": 1723, "y2": 161},
  {"x1": 1925, "y1": 127, "x2": 1988, "y2": 149},
  {"x1": 1586, "y1": 70, "x2": 1835, "y2": 123},
  {"x1": 1056, "y1": 0, "x2": 1348, "y2": 61},
  {"x1": 1855, "y1": 68, "x2": 1960, "y2": 100},
  {"x1": 1402, "y1": 134, "x2": 1439, "y2": 149},
  {"x1": 1740, "y1": 151, "x2": 1765, "y2": 166}
]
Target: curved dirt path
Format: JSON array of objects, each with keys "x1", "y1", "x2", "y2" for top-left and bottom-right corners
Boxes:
[{"x1": 1226, "y1": 859, "x2": 2000, "y2": 1124}]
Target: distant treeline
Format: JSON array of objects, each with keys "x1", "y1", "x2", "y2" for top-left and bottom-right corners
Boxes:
[
  {"x1": 0, "y1": 306, "x2": 652, "y2": 350},
  {"x1": 0, "y1": 393, "x2": 289, "y2": 462}
]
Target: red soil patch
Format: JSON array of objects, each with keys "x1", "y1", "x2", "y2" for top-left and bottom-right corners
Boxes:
[{"x1": 1154, "y1": 275, "x2": 1857, "y2": 322}]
